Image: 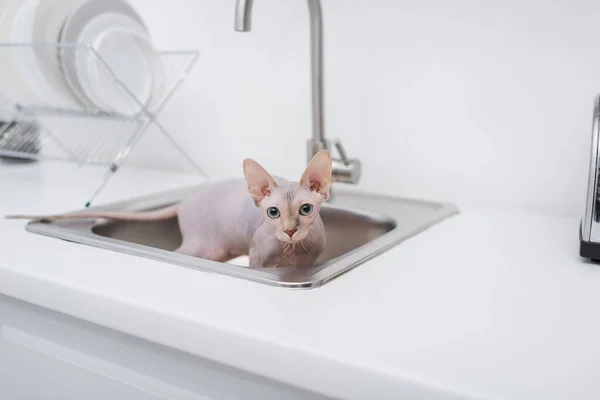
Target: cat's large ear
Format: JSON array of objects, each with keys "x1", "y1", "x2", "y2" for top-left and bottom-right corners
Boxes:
[
  {"x1": 299, "y1": 150, "x2": 332, "y2": 201},
  {"x1": 243, "y1": 158, "x2": 278, "y2": 206}
]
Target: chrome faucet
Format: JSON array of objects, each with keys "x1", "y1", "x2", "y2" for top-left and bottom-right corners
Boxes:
[{"x1": 234, "y1": 0, "x2": 361, "y2": 185}]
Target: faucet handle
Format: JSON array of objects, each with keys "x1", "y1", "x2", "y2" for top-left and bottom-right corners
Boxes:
[
  {"x1": 332, "y1": 138, "x2": 350, "y2": 165},
  {"x1": 329, "y1": 138, "x2": 362, "y2": 184}
]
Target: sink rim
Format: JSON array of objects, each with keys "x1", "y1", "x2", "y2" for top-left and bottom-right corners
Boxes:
[{"x1": 24, "y1": 184, "x2": 459, "y2": 289}]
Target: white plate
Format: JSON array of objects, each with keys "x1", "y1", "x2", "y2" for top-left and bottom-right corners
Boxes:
[
  {"x1": 75, "y1": 12, "x2": 164, "y2": 114},
  {"x1": 0, "y1": 0, "x2": 40, "y2": 106},
  {"x1": 11, "y1": 0, "x2": 81, "y2": 108},
  {"x1": 31, "y1": 0, "x2": 85, "y2": 108},
  {"x1": 59, "y1": 0, "x2": 164, "y2": 114}
]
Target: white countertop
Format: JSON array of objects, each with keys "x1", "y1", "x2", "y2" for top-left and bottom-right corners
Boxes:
[{"x1": 1, "y1": 160, "x2": 599, "y2": 400}]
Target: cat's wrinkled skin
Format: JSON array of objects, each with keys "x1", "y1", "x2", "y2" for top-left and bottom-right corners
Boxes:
[{"x1": 5, "y1": 151, "x2": 332, "y2": 268}]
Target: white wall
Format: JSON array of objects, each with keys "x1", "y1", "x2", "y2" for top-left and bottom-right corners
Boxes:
[{"x1": 126, "y1": 0, "x2": 600, "y2": 218}]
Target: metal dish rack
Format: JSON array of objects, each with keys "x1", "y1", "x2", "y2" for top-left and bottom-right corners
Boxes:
[{"x1": 0, "y1": 42, "x2": 205, "y2": 206}]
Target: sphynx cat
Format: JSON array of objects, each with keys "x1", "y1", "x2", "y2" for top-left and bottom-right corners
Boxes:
[{"x1": 6, "y1": 150, "x2": 333, "y2": 268}]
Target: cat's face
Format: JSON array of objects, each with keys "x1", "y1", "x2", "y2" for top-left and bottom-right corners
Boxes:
[
  {"x1": 243, "y1": 150, "x2": 332, "y2": 244},
  {"x1": 258, "y1": 183, "x2": 322, "y2": 243}
]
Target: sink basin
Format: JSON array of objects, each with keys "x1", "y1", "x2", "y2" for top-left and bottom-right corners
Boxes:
[{"x1": 24, "y1": 184, "x2": 458, "y2": 288}]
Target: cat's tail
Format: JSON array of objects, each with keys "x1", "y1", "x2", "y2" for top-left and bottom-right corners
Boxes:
[{"x1": 5, "y1": 203, "x2": 180, "y2": 223}]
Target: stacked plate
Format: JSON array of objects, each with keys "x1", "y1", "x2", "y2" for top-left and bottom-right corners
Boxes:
[{"x1": 0, "y1": 0, "x2": 165, "y2": 115}]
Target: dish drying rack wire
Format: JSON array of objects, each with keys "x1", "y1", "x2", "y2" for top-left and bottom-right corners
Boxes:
[{"x1": 0, "y1": 42, "x2": 206, "y2": 207}]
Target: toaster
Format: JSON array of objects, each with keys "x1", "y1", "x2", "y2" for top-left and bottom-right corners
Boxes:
[{"x1": 580, "y1": 95, "x2": 600, "y2": 260}]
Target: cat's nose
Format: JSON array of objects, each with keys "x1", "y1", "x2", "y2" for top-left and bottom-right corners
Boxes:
[{"x1": 284, "y1": 229, "x2": 297, "y2": 238}]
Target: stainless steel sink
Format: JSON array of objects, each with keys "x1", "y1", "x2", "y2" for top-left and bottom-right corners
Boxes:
[{"x1": 24, "y1": 184, "x2": 458, "y2": 288}]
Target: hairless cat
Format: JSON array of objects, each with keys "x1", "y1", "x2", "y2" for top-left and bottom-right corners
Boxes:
[{"x1": 6, "y1": 150, "x2": 333, "y2": 268}]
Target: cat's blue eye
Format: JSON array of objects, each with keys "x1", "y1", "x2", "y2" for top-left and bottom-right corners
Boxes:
[
  {"x1": 299, "y1": 203, "x2": 313, "y2": 216},
  {"x1": 267, "y1": 206, "x2": 280, "y2": 219}
]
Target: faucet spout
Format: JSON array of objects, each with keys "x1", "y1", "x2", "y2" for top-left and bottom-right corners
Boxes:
[
  {"x1": 234, "y1": 0, "x2": 361, "y2": 186},
  {"x1": 234, "y1": 0, "x2": 253, "y2": 31}
]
